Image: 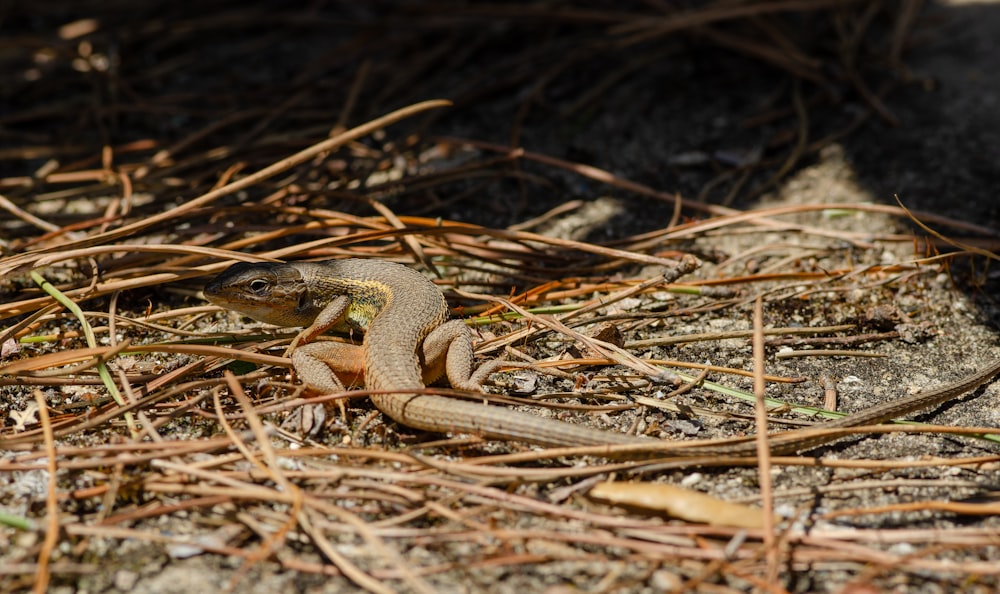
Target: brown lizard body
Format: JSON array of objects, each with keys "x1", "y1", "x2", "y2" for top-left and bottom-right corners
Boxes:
[
  {"x1": 205, "y1": 259, "x2": 646, "y2": 446},
  {"x1": 204, "y1": 259, "x2": 1000, "y2": 455}
]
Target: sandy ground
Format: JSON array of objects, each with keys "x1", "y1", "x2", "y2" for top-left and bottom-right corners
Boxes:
[{"x1": 3, "y1": 1, "x2": 1000, "y2": 592}]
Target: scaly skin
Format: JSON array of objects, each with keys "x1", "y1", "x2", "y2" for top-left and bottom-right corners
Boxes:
[
  {"x1": 205, "y1": 259, "x2": 1000, "y2": 454},
  {"x1": 204, "y1": 259, "x2": 648, "y2": 446}
]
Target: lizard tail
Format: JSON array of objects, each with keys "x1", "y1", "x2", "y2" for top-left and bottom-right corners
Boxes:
[{"x1": 370, "y1": 393, "x2": 652, "y2": 447}]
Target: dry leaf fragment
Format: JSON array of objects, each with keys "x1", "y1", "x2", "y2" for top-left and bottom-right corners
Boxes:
[
  {"x1": 568, "y1": 322, "x2": 625, "y2": 360},
  {"x1": 589, "y1": 481, "x2": 767, "y2": 529},
  {"x1": 1, "y1": 338, "x2": 20, "y2": 359},
  {"x1": 10, "y1": 401, "x2": 39, "y2": 431},
  {"x1": 281, "y1": 402, "x2": 327, "y2": 439}
]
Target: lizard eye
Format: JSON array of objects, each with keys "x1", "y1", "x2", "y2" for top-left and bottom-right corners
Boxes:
[{"x1": 248, "y1": 279, "x2": 269, "y2": 294}]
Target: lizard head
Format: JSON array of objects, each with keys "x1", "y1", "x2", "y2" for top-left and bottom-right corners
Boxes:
[{"x1": 204, "y1": 261, "x2": 320, "y2": 327}]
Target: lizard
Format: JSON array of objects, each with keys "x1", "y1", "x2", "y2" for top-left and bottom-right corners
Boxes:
[{"x1": 204, "y1": 258, "x2": 1000, "y2": 456}]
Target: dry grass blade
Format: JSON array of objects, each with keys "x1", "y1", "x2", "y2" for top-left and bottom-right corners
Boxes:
[
  {"x1": 1, "y1": 99, "x2": 453, "y2": 276},
  {"x1": 31, "y1": 389, "x2": 59, "y2": 594},
  {"x1": 750, "y1": 296, "x2": 779, "y2": 584},
  {"x1": 0, "y1": 343, "x2": 130, "y2": 376}
]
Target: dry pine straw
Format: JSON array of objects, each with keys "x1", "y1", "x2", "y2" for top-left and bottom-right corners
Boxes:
[
  {"x1": 3, "y1": 124, "x2": 1000, "y2": 592},
  {"x1": 3, "y1": 190, "x2": 1000, "y2": 591},
  {"x1": 2, "y1": 2, "x2": 999, "y2": 585}
]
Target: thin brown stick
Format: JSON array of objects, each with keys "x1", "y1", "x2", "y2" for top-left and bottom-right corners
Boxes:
[{"x1": 32, "y1": 389, "x2": 59, "y2": 594}]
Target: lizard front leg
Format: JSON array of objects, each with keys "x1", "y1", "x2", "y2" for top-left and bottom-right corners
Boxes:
[
  {"x1": 285, "y1": 295, "x2": 353, "y2": 355},
  {"x1": 287, "y1": 295, "x2": 365, "y2": 392}
]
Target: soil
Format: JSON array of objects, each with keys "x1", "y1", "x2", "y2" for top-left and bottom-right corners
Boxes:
[{"x1": 2, "y1": 1, "x2": 1000, "y2": 593}]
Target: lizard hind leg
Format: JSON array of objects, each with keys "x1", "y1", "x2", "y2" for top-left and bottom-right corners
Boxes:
[
  {"x1": 419, "y1": 320, "x2": 478, "y2": 389},
  {"x1": 421, "y1": 319, "x2": 561, "y2": 391}
]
